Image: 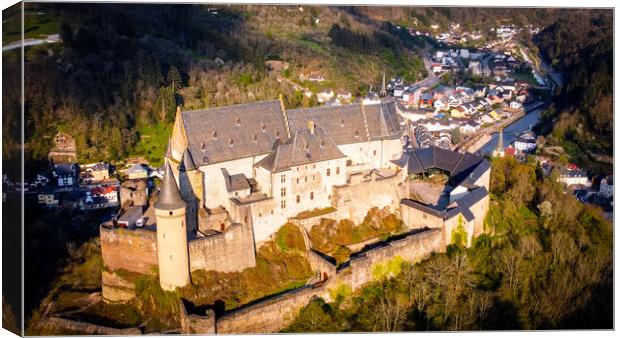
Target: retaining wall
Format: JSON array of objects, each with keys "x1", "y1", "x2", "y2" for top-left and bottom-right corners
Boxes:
[{"x1": 180, "y1": 227, "x2": 445, "y2": 334}]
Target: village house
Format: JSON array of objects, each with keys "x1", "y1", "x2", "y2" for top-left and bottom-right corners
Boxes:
[
  {"x1": 53, "y1": 163, "x2": 79, "y2": 188},
  {"x1": 558, "y1": 166, "x2": 590, "y2": 187},
  {"x1": 317, "y1": 89, "x2": 335, "y2": 103},
  {"x1": 126, "y1": 164, "x2": 149, "y2": 180}
]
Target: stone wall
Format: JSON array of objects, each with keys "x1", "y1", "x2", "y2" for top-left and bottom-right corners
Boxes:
[
  {"x1": 99, "y1": 224, "x2": 158, "y2": 275},
  {"x1": 179, "y1": 300, "x2": 216, "y2": 334},
  {"x1": 101, "y1": 270, "x2": 135, "y2": 302},
  {"x1": 188, "y1": 222, "x2": 256, "y2": 273},
  {"x1": 332, "y1": 172, "x2": 406, "y2": 225},
  {"x1": 42, "y1": 317, "x2": 141, "y2": 335},
  {"x1": 180, "y1": 227, "x2": 445, "y2": 334}
]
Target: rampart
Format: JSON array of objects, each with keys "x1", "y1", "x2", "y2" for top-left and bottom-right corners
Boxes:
[
  {"x1": 332, "y1": 171, "x2": 406, "y2": 225},
  {"x1": 99, "y1": 224, "x2": 158, "y2": 275},
  {"x1": 181, "y1": 227, "x2": 445, "y2": 334},
  {"x1": 188, "y1": 222, "x2": 256, "y2": 273}
]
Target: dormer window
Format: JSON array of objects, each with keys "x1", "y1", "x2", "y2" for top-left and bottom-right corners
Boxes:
[
  {"x1": 304, "y1": 142, "x2": 310, "y2": 152},
  {"x1": 275, "y1": 131, "x2": 280, "y2": 139},
  {"x1": 235, "y1": 117, "x2": 241, "y2": 126},
  {"x1": 261, "y1": 124, "x2": 266, "y2": 132},
  {"x1": 355, "y1": 130, "x2": 359, "y2": 137},
  {"x1": 212, "y1": 131, "x2": 217, "y2": 140},
  {"x1": 200, "y1": 142, "x2": 206, "y2": 151},
  {"x1": 340, "y1": 119, "x2": 345, "y2": 126},
  {"x1": 252, "y1": 134, "x2": 258, "y2": 143},
  {"x1": 228, "y1": 138, "x2": 234, "y2": 147}
]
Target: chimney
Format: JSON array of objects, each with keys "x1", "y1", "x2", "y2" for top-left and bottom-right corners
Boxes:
[{"x1": 308, "y1": 120, "x2": 315, "y2": 135}]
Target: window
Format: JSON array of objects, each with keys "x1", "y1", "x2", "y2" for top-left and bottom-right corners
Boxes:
[
  {"x1": 212, "y1": 132, "x2": 217, "y2": 140},
  {"x1": 281, "y1": 200, "x2": 286, "y2": 209},
  {"x1": 244, "y1": 216, "x2": 248, "y2": 223},
  {"x1": 328, "y1": 195, "x2": 331, "y2": 200},
  {"x1": 281, "y1": 187, "x2": 286, "y2": 197},
  {"x1": 281, "y1": 174, "x2": 286, "y2": 183},
  {"x1": 235, "y1": 117, "x2": 241, "y2": 126},
  {"x1": 373, "y1": 150, "x2": 377, "y2": 156},
  {"x1": 310, "y1": 192, "x2": 314, "y2": 200},
  {"x1": 296, "y1": 178, "x2": 300, "y2": 184},
  {"x1": 305, "y1": 176, "x2": 308, "y2": 183},
  {"x1": 326, "y1": 168, "x2": 331, "y2": 177},
  {"x1": 296, "y1": 195, "x2": 300, "y2": 203},
  {"x1": 336, "y1": 167, "x2": 340, "y2": 175},
  {"x1": 313, "y1": 175, "x2": 316, "y2": 181},
  {"x1": 346, "y1": 160, "x2": 352, "y2": 166}
]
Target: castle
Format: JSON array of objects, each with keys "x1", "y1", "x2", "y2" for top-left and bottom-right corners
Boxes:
[{"x1": 100, "y1": 98, "x2": 490, "y2": 297}]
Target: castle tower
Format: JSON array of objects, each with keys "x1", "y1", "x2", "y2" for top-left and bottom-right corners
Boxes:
[
  {"x1": 178, "y1": 148, "x2": 199, "y2": 234},
  {"x1": 155, "y1": 161, "x2": 191, "y2": 291}
]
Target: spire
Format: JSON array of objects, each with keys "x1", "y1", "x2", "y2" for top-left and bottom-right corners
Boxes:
[
  {"x1": 155, "y1": 161, "x2": 185, "y2": 210},
  {"x1": 164, "y1": 137, "x2": 172, "y2": 158},
  {"x1": 379, "y1": 69, "x2": 387, "y2": 97},
  {"x1": 497, "y1": 128, "x2": 504, "y2": 150},
  {"x1": 179, "y1": 148, "x2": 197, "y2": 171}
]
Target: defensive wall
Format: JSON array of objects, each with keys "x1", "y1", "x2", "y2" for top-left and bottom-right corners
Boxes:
[
  {"x1": 100, "y1": 220, "x2": 257, "y2": 302},
  {"x1": 331, "y1": 169, "x2": 406, "y2": 225},
  {"x1": 188, "y1": 222, "x2": 256, "y2": 273},
  {"x1": 180, "y1": 227, "x2": 445, "y2": 334},
  {"x1": 100, "y1": 224, "x2": 158, "y2": 275}
]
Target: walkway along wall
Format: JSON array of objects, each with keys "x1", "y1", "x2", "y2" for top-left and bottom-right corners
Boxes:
[{"x1": 180, "y1": 227, "x2": 445, "y2": 334}]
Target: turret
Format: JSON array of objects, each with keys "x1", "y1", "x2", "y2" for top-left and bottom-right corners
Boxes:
[
  {"x1": 155, "y1": 161, "x2": 190, "y2": 291},
  {"x1": 178, "y1": 148, "x2": 199, "y2": 233}
]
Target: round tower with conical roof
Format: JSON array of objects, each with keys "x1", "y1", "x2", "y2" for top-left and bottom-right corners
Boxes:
[{"x1": 155, "y1": 161, "x2": 190, "y2": 291}]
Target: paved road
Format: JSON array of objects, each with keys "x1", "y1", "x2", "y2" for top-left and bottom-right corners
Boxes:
[{"x1": 2, "y1": 34, "x2": 60, "y2": 52}]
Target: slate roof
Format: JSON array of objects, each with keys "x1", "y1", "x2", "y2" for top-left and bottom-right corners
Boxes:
[
  {"x1": 401, "y1": 186, "x2": 488, "y2": 221},
  {"x1": 393, "y1": 146, "x2": 488, "y2": 187},
  {"x1": 286, "y1": 102, "x2": 402, "y2": 146},
  {"x1": 221, "y1": 169, "x2": 251, "y2": 192},
  {"x1": 179, "y1": 148, "x2": 197, "y2": 171},
  {"x1": 286, "y1": 104, "x2": 368, "y2": 145},
  {"x1": 256, "y1": 126, "x2": 345, "y2": 173},
  {"x1": 364, "y1": 102, "x2": 402, "y2": 140},
  {"x1": 155, "y1": 161, "x2": 185, "y2": 210},
  {"x1": 182, "y1": 100, "x2": 287, "y2": 166}
]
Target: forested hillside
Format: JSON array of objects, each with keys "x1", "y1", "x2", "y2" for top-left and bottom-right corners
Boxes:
[
  {"x1": 535, "y1": 10, "x2": 613, "y2": 158},
  {"x1": 285, "y1": 157, "x2": 613, "y2": 332},
  {"x1": 6, "y1": 3, "x2": 427, "y2": 173}
]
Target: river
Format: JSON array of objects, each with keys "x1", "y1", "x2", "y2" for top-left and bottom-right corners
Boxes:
[{"x1": 479, "y1": 106, "x2": 544, "y2": 155}]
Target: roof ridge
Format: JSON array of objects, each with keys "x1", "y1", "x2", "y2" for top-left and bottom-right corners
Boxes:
[
  {"x1": 180, "y1": 100, "x2": 280, "y2": 114},
  {"x1": 451, "y1": 151, "x2": 466, "y2": 175}
]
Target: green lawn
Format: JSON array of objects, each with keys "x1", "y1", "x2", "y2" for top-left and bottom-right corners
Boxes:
[
  {"x1": 3, "y1": 7, "x2": 60, "y2": 44},
  {"x1": 131, "y1": 122, "x2": 171, "y2": 166}
]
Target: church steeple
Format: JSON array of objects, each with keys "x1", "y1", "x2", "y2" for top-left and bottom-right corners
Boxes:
[
  {"x1": 379, "y1": 69, "x2": 387, "y2": 97},
  {"x1": 155, "y1": 161, "x2": 185, "y2": 210}
]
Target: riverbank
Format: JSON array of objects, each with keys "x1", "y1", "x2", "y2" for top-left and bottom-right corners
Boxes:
[{"x1": 478, "y1": 103, "x2": 548, "y2": 155}]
